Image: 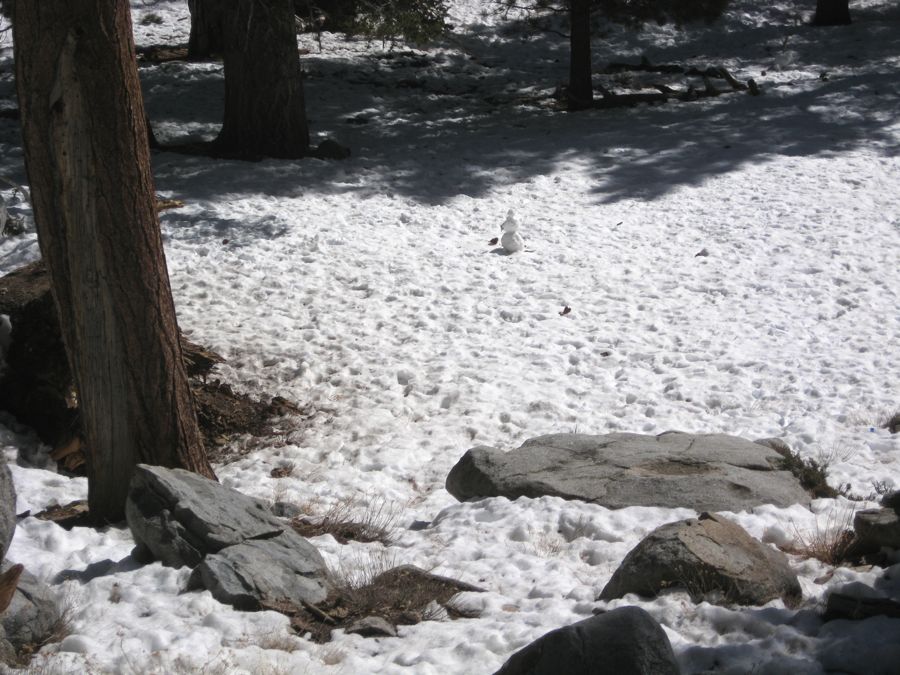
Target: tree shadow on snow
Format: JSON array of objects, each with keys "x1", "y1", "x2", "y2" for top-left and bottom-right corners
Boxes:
[{"x1": 140, "y1": 1, "x2": 900, "y2": 206}]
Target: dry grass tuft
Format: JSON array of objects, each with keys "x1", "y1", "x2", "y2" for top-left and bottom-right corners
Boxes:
[
  {"x1": 270, "y1": 462, "x2": 295, "y2": 479},
  {"x1": 12, "y1": 592, "x2": 77, "y2": 668},
  {"x1": 777, "y1": 448, "x2": 841, "y2": 498},
  {"x1": 267, "y1": 554, "x2": 482, "y2": 643},
  {"x1": 783, "y1": 506, "x2": 858, "y2": 566},
  {"x1": 289, "y1": 494, "x2": 399, "y2": 545},
  {"x1": 846, "y1": 407, "x2": 900, "y2": 433}
]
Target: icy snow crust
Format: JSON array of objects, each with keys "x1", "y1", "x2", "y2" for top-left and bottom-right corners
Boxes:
[{"x1": 1, "y1": 0, "x2": 899, "y2": 672}]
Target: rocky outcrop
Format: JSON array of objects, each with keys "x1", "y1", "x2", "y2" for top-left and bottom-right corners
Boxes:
[
  {"x1": 494, "y1": 606, "x2": 679, "y2": 675},
  {"x1": 126, "y1": 464, "x2": 286, "y2": 568},
  {"x1": 599, "y1": 513, "x2": 802, "y2": 608},
  {"x1": 126, "y1": 465, "x2": 329, "y2": 611},
  {"x1": 447, "y1": 432, "x2": 810, "y2": 512}
]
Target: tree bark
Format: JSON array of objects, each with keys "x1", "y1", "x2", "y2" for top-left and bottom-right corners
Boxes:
[
  {"x1": 568, "y1": 0, "x2": 593, "y2": 111},
  {"x1": 188, "y1": 0, "x2": 226, "y2": 60},
  {"x1": 215, "y1": 0, "x2": 310, "y2": 159},
  {"x1": 14, "y1": 0, "x2": 215, "y2": 523},
  {"x1": 813, "y1": 0, "x2": 851, "y2": 25}
]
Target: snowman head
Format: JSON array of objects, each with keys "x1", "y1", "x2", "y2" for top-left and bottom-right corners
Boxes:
[{"x1": 501, "y1": 210, "x2": 518, "y2": 233}]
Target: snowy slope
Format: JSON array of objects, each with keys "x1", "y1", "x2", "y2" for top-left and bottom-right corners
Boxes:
[{"x1": 1, "y1": 0, "x2": 899, "y2": 672}]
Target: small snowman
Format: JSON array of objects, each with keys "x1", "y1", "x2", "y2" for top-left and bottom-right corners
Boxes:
[{"x1": 500, "y1": 209, "x2": 525, "y2": 254}]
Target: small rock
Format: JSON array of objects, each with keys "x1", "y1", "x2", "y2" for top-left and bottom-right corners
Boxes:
[
  {"x1": 271, "y1": 501, "x2": 304, "y2": 519},
  {"x1": 694, "y1": 248, "x2": 710, "y2": 257},
  {"x1": 314, "y1": 139, "x2": 351, "y2": 160},
  {"x1": 346, "y1": 616, "x2": 397, "y2": 638}
]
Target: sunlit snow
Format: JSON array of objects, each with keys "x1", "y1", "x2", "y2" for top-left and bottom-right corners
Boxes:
[{"x1": 0, "y1": 0, "x2": 899, "y2": 672}]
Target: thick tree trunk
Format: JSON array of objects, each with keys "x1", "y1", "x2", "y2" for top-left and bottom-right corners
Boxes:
[
  {"x1": 14, "y1": 0, "x2": 215, "y2": 522},
  {"x1": 188, "y1": 0, "x2": 226, "y2": 60},
  {"x1": 215, "y1": 0, "x2": 310, "y2": 159},
  {"x1": 813, "y1": 0, "x2": 851, "y2": 25},
  {"x1": 568, "y1": 0, "x2": 593, "y2": 111}
]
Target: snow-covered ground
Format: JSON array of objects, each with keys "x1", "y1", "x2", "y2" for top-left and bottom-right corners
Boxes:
[{"x1": 1, "y1": 0, "x2": 899, "y2": 672}]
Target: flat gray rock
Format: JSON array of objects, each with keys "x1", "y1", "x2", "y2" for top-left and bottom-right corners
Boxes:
[
  {"x1": 126, "y1": 464, "x2": 286, "y2": 568},
  {"x1": 188, "y1": 530, "x2": 328, "y2": 610},
  {"x1": 494, "y1": 606, "x2": 678, "y2": 675},
  {"x1": 598, "y1": 513, "x2": 802, "y2": 608},
  {"x1": 0, "y1": 461, "x2": 15, "y2": 560},
  {"x1": 446, "y1": 432, "x2": 810, "y2": 512}
]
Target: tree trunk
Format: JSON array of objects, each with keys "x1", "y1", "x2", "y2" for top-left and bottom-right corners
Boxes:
[
  {"x1": 813, "y1": 0, "x2": 851, "y2": 25},
  {"x1": 188, "y1": 0, "x2": 226, "y2": 60},
  {"x1": 568, "y1": 0, "x2": 593, "y2": 111},
  {"x1": 215, "y1": 0, "x2": 310, "y2": 159},
  {"x1": 14, "y1": 0, "x2": 215, "y2": 523}
]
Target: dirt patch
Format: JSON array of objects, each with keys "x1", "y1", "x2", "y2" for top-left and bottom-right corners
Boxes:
[
  {"x1": 32, "y1": 500, "x2": 91, "y2": 530},
  {"x1": 194, "y1": 382, "x2": 304, "y2": 463},
  {"x1": 0, "y1": 261, "x2": 309, "y2": 471},
  {"x1": 265, "y1": 565, "x2": 483, "y2": 643}
]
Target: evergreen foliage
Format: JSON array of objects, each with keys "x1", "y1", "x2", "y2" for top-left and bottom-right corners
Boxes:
[{"x1": 295, "y1": 0, "x2": 448, "y2": 44}]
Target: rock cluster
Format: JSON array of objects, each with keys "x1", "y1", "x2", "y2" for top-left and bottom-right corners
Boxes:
[{"x1": 126, "y1": 464, "x2": 329, "y2": 610}]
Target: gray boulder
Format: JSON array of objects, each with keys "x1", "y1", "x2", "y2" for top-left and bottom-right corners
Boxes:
[
  {"x1": 599, "y1": 512, "x2": 801, "y2": 608},
  {"x1": 0, "y1": 563, "x2": 59, "y2": 651},
  {"x1": 125, "y1": 464, "x2": 285, "y2": 568},
  {"x1": 446, "y1": 432, "x2": 809, "y2": 512},
  {"x1": 188, "y1": 530, "x2": 328, "y2": 611},
  {"x1": 853, "y1": 508, "x2": 900, "y2": 554},
  {"x1": 0, "y1": 460, "x2": 16, "y2": 560},
  {"x1": 494, "y1": 606, "x2": 678, "y2": 675}
]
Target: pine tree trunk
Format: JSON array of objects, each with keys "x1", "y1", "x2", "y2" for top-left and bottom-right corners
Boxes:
[
  {"x1": 188, "y1": 0, "x2": 226, "y2": 60},
  {"x1": 215, "y1": 0, "x2": 310, "y2": 159},
  {"x1": 568, "y1": 0, "x2": 593, "y2": 111},
  {"x1": 14, "y1": 0, "x2": 215, "y2": 523},
  {"x1": 813, "y1": 0, "x2": 851, "y2": 25}
]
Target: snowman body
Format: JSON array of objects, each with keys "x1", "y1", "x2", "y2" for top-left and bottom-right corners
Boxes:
[{"x1": 500, "y1": 210, "x2": 525, "y2": 253}]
